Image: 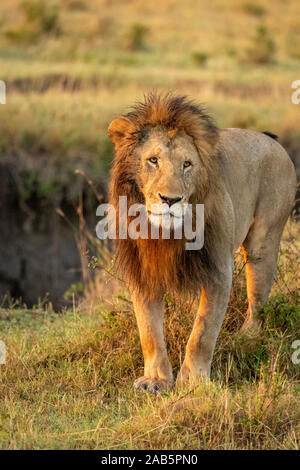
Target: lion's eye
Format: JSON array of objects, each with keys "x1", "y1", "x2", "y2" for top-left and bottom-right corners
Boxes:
[
  {"x1": 148, "y1": 157, "x2": 158, "y2": 165},
  {"x1": 183, "y1": 161, "x2": 192, "y2": 168}
]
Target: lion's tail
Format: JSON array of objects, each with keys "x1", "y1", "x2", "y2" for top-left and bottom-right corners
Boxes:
[{"x1": 262, "y1": 131, "x2": 278, "y2": 140}]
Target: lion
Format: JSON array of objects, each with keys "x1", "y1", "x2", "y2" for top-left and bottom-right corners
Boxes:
[{"x1": 108, "y1": 93, "x2": 296, "y2": 393}]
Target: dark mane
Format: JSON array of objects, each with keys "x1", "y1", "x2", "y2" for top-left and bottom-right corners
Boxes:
[
  {"x1": 108, "y1": 93, "x2": 225, "y2": 298},
  {"x1": 124, "y1": 92, "x2": 219, "y2": 160}
]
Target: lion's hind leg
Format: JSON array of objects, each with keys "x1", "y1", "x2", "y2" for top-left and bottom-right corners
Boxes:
[{"x1": 241, "y1": 220, "x2": 284, "y2": 332}]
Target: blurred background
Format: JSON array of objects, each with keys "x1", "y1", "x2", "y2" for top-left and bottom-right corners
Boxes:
[{"x1": 0, "y1": 0, "x2": 299, "y2": 306}]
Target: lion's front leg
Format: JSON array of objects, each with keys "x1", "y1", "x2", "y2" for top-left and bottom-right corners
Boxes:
[
  {"x1": 177, "y1": 264, "x2": 232, "y2": 385},
  {"x1": 131, "y1": 291, "x2": 173, "y2": 393}
]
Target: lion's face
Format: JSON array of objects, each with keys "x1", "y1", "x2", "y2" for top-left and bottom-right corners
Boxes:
[{"x1": 134, "y1": 128, "x2": 200, "y2": 227}]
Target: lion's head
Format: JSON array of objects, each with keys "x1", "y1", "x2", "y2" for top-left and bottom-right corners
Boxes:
[{"x1": 108, "y1": 93, "x2": 222, "y2": 297}]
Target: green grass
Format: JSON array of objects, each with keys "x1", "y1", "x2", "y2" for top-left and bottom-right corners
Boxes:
[
  {"x1": 0, "y1": 297, "x2": 299, "y2": 449},
  {"x1": 1, "y1": 64, "x2": 299, "y2": 209},
  {"x1": 0, "y1": 226, "x2": 299, "y2": 450},
  {"x1": 0, "y1": 1, "x2": 299, "y2": 207}
]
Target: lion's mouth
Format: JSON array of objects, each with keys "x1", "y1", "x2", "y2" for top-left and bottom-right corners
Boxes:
[
  {"x1": 147, "y1": 202, "x2": 185, "y2": 218},
  {"x1": 147, "y1": 210, "x2": 183, "y2": 219},
  {"x1": 147, "y1": 211, "x2": 185, "y2": 231}
]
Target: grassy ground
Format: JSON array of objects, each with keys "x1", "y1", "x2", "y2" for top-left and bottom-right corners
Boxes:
[
  {"x1": 0, "y1": 0, "x2": 300, "y2": 450},
  {"x1": 0, "y1": 223, "x2": 299, "y2": 450},
  {"x1": 1, "y1": 1, "x2": 300, "y2": 191},
  {"x1": 0, "y1": 1, "x2": 299, "y2": 224},
  {"x1": 1, "y1": 1, "x2": 300, "y2": 210}
]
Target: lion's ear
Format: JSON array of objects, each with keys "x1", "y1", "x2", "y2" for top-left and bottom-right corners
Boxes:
[{"x1": 108, "y1": 117, "x2": 135, "y2": 149}]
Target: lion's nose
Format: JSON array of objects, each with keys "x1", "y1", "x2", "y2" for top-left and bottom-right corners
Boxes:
[{"x1": 159, "y1": 193, "x2": 183, "y2": 207}]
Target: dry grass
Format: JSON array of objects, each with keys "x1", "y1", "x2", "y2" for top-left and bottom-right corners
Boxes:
[
  {"x1": 0, "y1": 0, "x2": 299, "y2": 208},
  {"x1": 1, "y1": 0, "x2": 300, "y2": 163},
  {"x1": 0, "y1": 222, "x2": 299, "y2": 450},
  {"x1": 0, "y1": 0, "x2": 299, "y2": 450}
]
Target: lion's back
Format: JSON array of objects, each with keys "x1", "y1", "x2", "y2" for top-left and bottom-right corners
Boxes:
[
  {"x1": 219, "y1": 127, "x2": 296, "y2": 201},
  {"x1": 217, "y1": 128, "x2": 296, "y2": 248}
]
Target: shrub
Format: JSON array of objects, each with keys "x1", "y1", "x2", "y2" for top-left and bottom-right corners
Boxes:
[
  {"x1": 5, "y1": 1, "x2": 60, "y2": 42},
  {"x1": 125, "y1": 23, "x2": 148, "y2": 51},
  {"x1": 191, "y1": 51, "x2": 208, "y2": 66},
  {"x1": 262, "y1": 295, "x2": 300, "y2": 329},
  {"x1": 243, "y1": 25, "x2": 276, "y2": 64},
  {"x1": 21, "y1": 0, "x2": 60, "y2": 35},
  {"x1": 243, "y1": 3, "x2": 266, "y2": 17},
  {"x1": 5, "y1": 28, "x2": 38, "y2": 44}
]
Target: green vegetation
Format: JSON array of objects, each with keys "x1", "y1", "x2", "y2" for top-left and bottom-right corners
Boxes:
[
  {"x1": 243, "y1": 3, "x2": 266, "y2": 18},
  {"x1": 5, "y1": 0, "x2": 60, "y2": 44},
  {"x1": 125, "y1": 23, "x2": 148, "y2": 51},
  {"x1": 191, "y1": 51, "x2": 208, "y2": 67},
  {"x1": 243, "y1": 25, "x2": 276, "y2": 64},
  {"x1": 21, "y1": 1, "x2": 60, "y2": 35},
  {"x1": 0, "y1": 0, "x2": 299, "y2": 450},
  {"x1": 0, "y1": 0, "x2": 299, "y2": 208},
  {"x1": 0, "y1": 223, "x2": 299, "y2": 449}
]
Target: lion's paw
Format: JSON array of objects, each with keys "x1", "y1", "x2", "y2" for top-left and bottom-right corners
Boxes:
[
  {"x1": 240, "y1": 315, "x2": 261, "y2": 336},
  {"x1": 176, "y1": 363, "x2": 210, "y2": 388},
  {"x1": 134, "y1": 376, "x2": 172, "y2": 394}
]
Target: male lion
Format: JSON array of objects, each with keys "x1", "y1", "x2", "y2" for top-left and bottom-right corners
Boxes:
[{"x1": 108, "y1": 93, "x2": 296, "y2": 393}]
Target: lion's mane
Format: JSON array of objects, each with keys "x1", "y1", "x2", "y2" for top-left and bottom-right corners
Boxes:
[{"x1": 109, "y1": 93, "x2": 225, "y2": 298}]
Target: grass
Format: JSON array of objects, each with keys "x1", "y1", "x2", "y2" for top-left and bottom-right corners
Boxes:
[
  {"x1": 0, "y1": 223, "x2": 299, "y2": 450},
  {"x1": 0, "y1": 1, "x2": 299, "y2": 208},
  {"x1": 1, "y1": 0, "x2": 300, "y2": 154},
  {"x1": 1, "y1": 65, "x2": 299, "y2": 209},
  {"x1": 0, "y1": 0, "x2": 299, "y2": 450}
]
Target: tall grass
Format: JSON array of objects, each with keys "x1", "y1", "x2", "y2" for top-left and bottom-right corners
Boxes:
[
  {"x1": 0, "y1": 222, "x2": 299, "y2": 449},
  {"x1": 0, "y1": 0, "x2": 299, "y2": 449}
]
